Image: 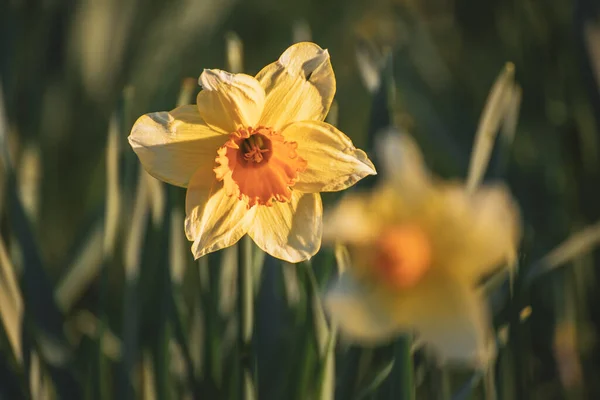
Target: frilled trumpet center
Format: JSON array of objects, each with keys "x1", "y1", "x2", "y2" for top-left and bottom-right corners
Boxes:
[
  {"x1": 374, "y1": 225, "x2": 432, "y2": 289},
  {"x1": 240, "y1": 133, "x2": 271, "y2": 164},
  {"x1": 214, "y1": 126, "x2": 307, "y2": 208}
]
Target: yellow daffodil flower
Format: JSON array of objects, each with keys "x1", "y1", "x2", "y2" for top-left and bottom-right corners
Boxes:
[
  {"x1": 129, "y1": 42, "x2": 376, "y2": 262},
  {"x1": 323, "y1": 132, "x2": 521, "y2": 366}
]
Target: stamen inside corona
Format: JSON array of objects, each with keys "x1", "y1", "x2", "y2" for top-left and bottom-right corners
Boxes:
[
  {"x1": 374, "y1": 225, "x2": 431, "y2": 288},
  {"x1": 240, "y1": 134, "x2": 271, "y2": 164},
  {"x1": 214, "y1": 126, "x2": 307, "y2": 208}
]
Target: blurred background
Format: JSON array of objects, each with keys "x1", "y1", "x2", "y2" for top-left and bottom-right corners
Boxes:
[{"x1": 1, "y1": 0, "x2": 600, "y2": 398}]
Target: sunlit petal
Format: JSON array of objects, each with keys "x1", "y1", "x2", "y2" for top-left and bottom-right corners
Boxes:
[
  {"x1": 402, "y1": 274, "x2": 494, "y2": 367},
  {"x1": 376, "y1": 131, "x2": 431, "y2": 198},
  {"x1": 197, "y1": 69, "x2": 265, "y2": 133},
  {"x1": 324, "y1": 272, "x2": 401, "y2": 344},
  {"x1": 282, "y1": 121, "x2": 376, "y2": 193},
  {"x1": 129, "y1": 105, "x2": 227, "y2": 187},
  {"x1": 440, "y1": 183, "x2": 521, "y2": 281},
  {"x1": 256, "y1": 42, "x2": 335, "y2": 129},
  {"x1": 185, "y1": 170, "x2": 256, "y2": 258},
  {"x1": 322, "y1": 192, "x2": 381, "y2": 244},
  {"x1": 248, "y1": 191, "x2": 322, "y2": 263},
  {"x1": 366, "y1": 270, "x2": 494, "y2": 366}
]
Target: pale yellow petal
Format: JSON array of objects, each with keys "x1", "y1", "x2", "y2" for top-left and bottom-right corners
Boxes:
[
  {"x1": 439, "y1": 183, "x2": 521, "y2": 282},
  {"x1": 184, "y1": 171, "x2": 256, "y2": 259},
  {"x1": 322, "y1": 183, "x2": 410, "y2": 245},
  {"x1": 248, "y1": 191, "x2": 322, "y2": 263},
  {"x1": 376, "y1": 131, "x2": 431, "y2": 198},
  {"x1": 324, "y1": 272, "x2": 401, "y2": 345},
  {"x1": 197, "y1": 69, "x2": 265, "y2": 133},
  {"x1": 392, "y1": 273, "x2": 495, "y2": 367},
  {"x1": 128, "y1": 105, "x2": 227, "y2": 188},
  {"x1": 346, "y1": 270, "x2": 494, "y2": 367},
  {"x1": 322, "y1": 192, "x2": 381, "y2": 244},
  {"x1": 327, "y1": 266, "x2": 494, "y2": 366},
  {"x1": 256, "y1": 42, "x2": 335, "y2": 129},
  {"x1": 282, "y1": 121, "x2": 376, "y2": 193}
]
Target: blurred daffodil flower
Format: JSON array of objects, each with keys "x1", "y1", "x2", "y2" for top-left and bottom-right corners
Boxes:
[
  {"x1": 129, "y1": 42, "x2": 376, "y2": 262},
  {"x1": 323, "y1": 132, "x2": 521, "y2": 366}
]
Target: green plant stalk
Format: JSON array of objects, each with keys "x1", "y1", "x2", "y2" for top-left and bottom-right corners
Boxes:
[
  {"x1": 238, "y1": 235, "x2": 256, "y2": 400},
  {"x1": 93, "y1": 259, "x2": 110, "y2": 400},
  {"x1": 390, "y1": 336, "x2": 415, "y2": 400},
  {"x1": 508, "y1": 284, "x2": 527, "y2": 400},
  {"x1": 199, "y1": 256, "x2": 223, "y2": 393},
  {"x1": 290, "y1": 264, "x2": 316, "y2": 400},
  {"x1": 155, "y1": 231, "x2": 173, "y2": 400}
]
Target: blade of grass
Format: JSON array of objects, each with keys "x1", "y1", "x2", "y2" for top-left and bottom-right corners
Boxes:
[
  {"x1": 305, "y1": 254, "x2": 338, "y2": 400},
  {"x1": 70, "y1": 310, "x2": 122, "y2": 361},
  {"x1": 170, "y1": 293, "x2": 199, "y2": 396},
  {"x1": 290, "y1": 263, "x2": 318, "y2": 400},
  {"x1": 524, "y1": 221, "x2": 600, "y2": 285},
  {"x1": 584, "y1": 21, "x2": 600, "y2": 96},
  {"x1": 304, "y1": 261, "x2": 335, "y2": 400},
  {"x1": 0, "y1": 82, "x2": 12, "y2": 172},
  {"x1": 168, "y1": 200, "x2": 201, "y2": 394},
  {"x1": 553, "y1": 310, "x2": 583, "y2": 399},
  {"x1": 496, "y1": 346, "x2": 516, "y2": 400},
  {"x1": 153, "y1": 187, "x2": 173, "y2": 400},
  {"x1": 225, "y1": 32, "x2": 243, "y2": 74},
  {"x1": 251, "y1": 243, "x2": 265, "y2": 296},
  {"x1": 169, "y1": 206, "x2": 186, "y2": 287},
  {"x1": 483, "y1": 362, "x2": 498, "y2": 400},
  {"x1": 355, "y1": 355, "x2": 395, "y2": 400},
  {"x1": 29, "y1": 351, "x2": 52, "y2": 400},
  {"x1": 451, "y1": 371, "x2": 484, "y2": 400},
  {"x1": 198, "y1": 254, "x2": 224, "y2": 395},
  {"x1": 305, "y1": 263, "x2": 329, "y2": 358},
  {"x1": 466, "y1": 63, "x2": 516, "y2": 193},
  {"x1": 55, "y1": 220, "x2": 104, "y2": 312},
  {"x1": 17, "y1": 143, "x2": 41, "y2": 223},
  {"x1": 103, "y1": 112, "x2": 122, "y2": 260},
  {"x1": 0, "y1": 234, "x2": 23, "y2": 365},
  {"x1": 96, "y1": 110, "x2": 122, "y2": 400},
  {"x1": 142, "y1": 351, "x2": 158, "y2": 400},
  {"x1": 6, "y1": 169, "x2": 80, "y2": 398},
  {"x1": 388, "y1": 336, "x2": 415, "y2": 400},
  {"x1": 0, "y1": 350, "x2": 25, "y2": 398},
  {"x1": 493, "y1": 84, "x2": 522, "y2": 180},
  {"x1": 317, "y1": 323, "x2": 337, "y2": 400},
  {"x1": 120, "y1": 168, "x2": 151, "y2": 398}
]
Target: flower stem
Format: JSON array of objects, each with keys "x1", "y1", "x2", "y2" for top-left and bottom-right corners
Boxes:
[
  {"x1": 238, "y1": 235, "x2": 256, "y2": 400},
  {"x1": 390, "y1": 335, "x2": 415, "y2": 400}
]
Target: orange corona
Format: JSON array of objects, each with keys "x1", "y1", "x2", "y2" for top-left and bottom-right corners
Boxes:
[
  {"x1": 214, "y1": 126, "x2": 308, "y2": 208},
  {"x1": 374, "y1": 225, "x2": 432, "y2": 288}
]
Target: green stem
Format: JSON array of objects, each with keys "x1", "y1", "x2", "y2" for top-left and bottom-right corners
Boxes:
[
  {"x1": 238, "y1": 236, "x2": 255, "y2": 400},
  {"x1": 390, "y1": 335, "x2": 415, "y2": 400}
]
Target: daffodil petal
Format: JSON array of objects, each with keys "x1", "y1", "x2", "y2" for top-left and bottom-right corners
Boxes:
[
  {"x1": 197, "y1": 69, "x2": 265, "y2": 133},
  {"x1": 348, "y1": 270, "x2": 495, "y2": 366},
  {"x1": 467, "y1": 185, "x2": 521, "y2": 273},
  {"x1": 376, "y1": 131, "x2": 431, "y2": 197},
  {"x1": 405, "y1": 276, "x2": 495, "y2": 367},
  {"x1": 248, "y1": 191, "x2": 322, "y2": 263},
  {"x1": 441, "y1": 183, "x2": 521, "y2": 281},
  {"x1": 129, "y1": 105, "x2": 227, "y2": 188},
  {"x1": 256, "y1": 42, "x2": 335, "y2": 129},
  {"x1": 327, "y1": 269, "x2": 494, "y2": 366},
  {"x1": 282, "y1": 121, "x2": 376, "y2": 192},
  {"x1": 185, "y1": 171, "x2": 256, "y2": 259},
  {"x1": 322, "y1": 192, "x2": 381, "y2": 244},
  {"x1": 324, "y1": 272, "x2": 401, "y2": 344}
]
